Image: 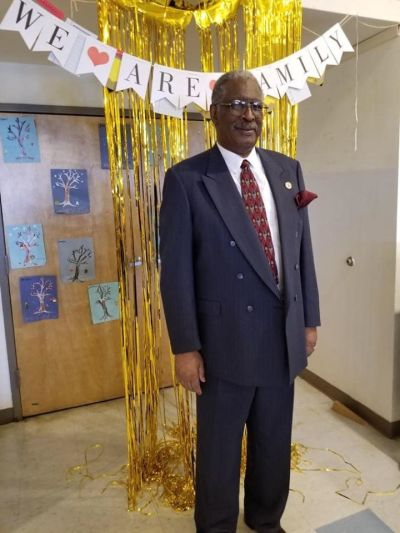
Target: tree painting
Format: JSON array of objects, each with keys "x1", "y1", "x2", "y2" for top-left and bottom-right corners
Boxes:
[
  {"x1": 0, "y1": 117, "x2": 40, "y2": 163},
  {"x1": 20, "y1": 275, "x2": 58, "y2": 323},
  {"x1": 15, "y1": 226, "x2": 40, "y2": 266},
  {"x1": 88, "y1": 282, "x2": 119, "y2": 324},
  {"x1": 7, "y1": 224, "x2": 46, "y2": 269},
  {"x1": 51, "y1": 169, "x2": 90, "y2": 214},
  {"x1": 7, "y1": 118, "x2": 32, "y2": 159},
  {"x1": 31, "y1": 278, "x2": 54, "y2": 315},
  {"x1": 58, "y1": 238, "x2": 95, "y2": 283},
  {"x1": 95, "y1": 284, "x2": 113, "y2": 320},
  {"x1": 68, "y1": 244, "x2": 93, "y2": 282}
]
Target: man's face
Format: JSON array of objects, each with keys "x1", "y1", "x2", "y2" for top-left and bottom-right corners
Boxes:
[{"x1": 210, "y1": 77, "x2": 263, "y2": 157}]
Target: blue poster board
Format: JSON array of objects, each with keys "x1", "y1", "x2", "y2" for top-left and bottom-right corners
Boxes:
[
  {"x1": 7, "y1": 223, "x2": 46, "y2": 269},
  {"x1": 51, "y1": 168, "x2": 90, "y2": 214},
  {"x1": 20, "y1": 275, "x2": 58, "y2": 323},
  {"x1": 0, "y1": 117, "x2": 40, "y2": 163}
]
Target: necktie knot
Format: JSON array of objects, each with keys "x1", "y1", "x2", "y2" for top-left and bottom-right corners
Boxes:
[{"x1": 241, "y1": 159, "x2": 250, "y2": 171}]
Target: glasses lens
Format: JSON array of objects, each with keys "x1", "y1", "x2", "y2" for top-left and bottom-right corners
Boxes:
[{"x1": 230, "y1": 100, "x2": 246, "y2": 112}]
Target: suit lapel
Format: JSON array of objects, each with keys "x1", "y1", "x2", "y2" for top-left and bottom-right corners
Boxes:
[
  {"x1": 257, "y1": 148, "x2": 297, "y2": 287},
  {"x1": 201, "y1": 146, "x2": 280, "y2": 298}
]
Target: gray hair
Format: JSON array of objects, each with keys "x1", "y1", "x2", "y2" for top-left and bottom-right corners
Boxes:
[{"x1": 211, "y1": 70, "x2": 262, "y2": 104}]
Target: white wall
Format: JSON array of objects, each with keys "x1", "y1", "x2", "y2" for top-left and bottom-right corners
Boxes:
[
  {"x1": 0, "y1": 287, "x2": 12, "y2": 410},
  {"x1": 0, "y1": 62, "x2": 103, "y2": 107},
  {"x1": 297, "y1": 30, "x2": 400, "y2": 421}
]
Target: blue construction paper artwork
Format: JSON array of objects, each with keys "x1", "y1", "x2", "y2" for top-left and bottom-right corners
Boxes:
[
  {"x1": 88, "y1": 282, "x2": 120, "y2": 324},
  {"x1": 99, "y1": 124, "x2": 133, "y2": 169},
  {"x1": 0, "y1": 117, "x2": 40, "y2": 163},
  {"x1": 51, "y1": 168, "x2": 90, "y2": 214},
  {"x1": 20, "y1": 275, "x2": 58, "y2": 323},
  {"x1": 58, "y1": 237, "x2": 95, "y2": 283},
  {"x1": 7, "y1": 224, "x2": 46, "y2": 269}
]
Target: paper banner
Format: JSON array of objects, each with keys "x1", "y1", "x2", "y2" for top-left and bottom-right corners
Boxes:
[
  {"x1": 286, "y1": 82, "x2": 312, "y2": 105},
  {"x1": 76, "y1": 37, "x2": 116, "y2": 85},
  {"x1": 151, "y1": 64, "x2": 182, "y2": 107},
  {"x1": 179, "y1": 70, "x2": 208, "y2": 110},
  {"x1": 323, "y1": 23, "x2": 354, "y2": 64},
  {"x1": 32, "y1": 15, "x2": 79, "y2": 64},
  {"x1": 0, "y1": 0, "x2": 50, "y2": 49},
  {"x1": 0, "y1": 0, "x2": 354, "y2": 109},
  {"x1": 115, "y1": 53, "x2": 152, "y2": 98},
  {"x1": 308, "y1": 36, "x2": 339, "y2": 77}
]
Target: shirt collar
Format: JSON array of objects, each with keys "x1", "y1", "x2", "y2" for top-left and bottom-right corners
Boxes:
[{"x1": 216, "y1": 143, "x2": 259, "y2": 176}]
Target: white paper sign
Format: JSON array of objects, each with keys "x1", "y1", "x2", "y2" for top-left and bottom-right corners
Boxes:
[
  {"x1": 151, "y1": 64, "x2": 182, "y2": 107},
  {"x1": 0, "y1": 0, "x2": 49, "y2": 48},
  {"x1": 116, "y1": 53, "x2": 152, "y2": 98},
  {"x1": 76, "y1": 37, "x2": 116, "y2": 85},
  {"x1": 153, "y1": 98, "x2": 183, "y2": 118},
  {"x1": 286, "y1": 82, "x2": 312, "y2": 105},
  {"x1": 33, "y1": 18, "x2": 79, "y2": 64},
  {"x1": 323, "y1": 23, "x2": 354, "y2": 63}
]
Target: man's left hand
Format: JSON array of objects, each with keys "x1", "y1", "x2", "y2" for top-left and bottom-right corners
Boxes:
[{"x1": 305, "y1": 327, "x2": 317, "y2": 356}]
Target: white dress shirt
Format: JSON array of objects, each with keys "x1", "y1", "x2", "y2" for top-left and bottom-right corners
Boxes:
[{"x1": 216, "y1": 143, "x2": 283, "y2": 287}]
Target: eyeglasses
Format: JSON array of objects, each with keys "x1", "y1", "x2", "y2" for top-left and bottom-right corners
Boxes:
[{"x1": 215, "y1": 99, "x2": 267, "y2": 114}]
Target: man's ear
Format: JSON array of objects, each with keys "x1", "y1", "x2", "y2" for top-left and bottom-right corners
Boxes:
[{"x1": 209, "y1": 104, "x2": 217, "y2": 125}]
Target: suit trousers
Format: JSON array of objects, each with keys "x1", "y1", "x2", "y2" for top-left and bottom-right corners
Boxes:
[{"x1": 195, "y1": 376, "x2": 294, "y2": 533}]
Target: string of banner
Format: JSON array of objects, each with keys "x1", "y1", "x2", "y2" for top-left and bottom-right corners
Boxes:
[{"x1": 1, "y1": 0, "x2": 354, "y2": 116}]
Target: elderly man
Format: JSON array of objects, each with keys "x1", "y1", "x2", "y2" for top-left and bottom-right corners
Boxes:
[{"x1": 160, "y1": 70, "x2": 320, "y2": 533}]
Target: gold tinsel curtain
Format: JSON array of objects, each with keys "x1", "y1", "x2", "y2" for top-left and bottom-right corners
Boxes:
[{"x1": 97, "y1": 0, "x2": 302, "y2": 511}]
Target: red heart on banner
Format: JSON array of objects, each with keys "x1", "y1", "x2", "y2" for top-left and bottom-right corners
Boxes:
[
  {"x1": 209, "y1": 80, "x2": 217, "y2": 90},
  {"x1": 87, "y1": 46, "x2": 109, "y2": 66}
]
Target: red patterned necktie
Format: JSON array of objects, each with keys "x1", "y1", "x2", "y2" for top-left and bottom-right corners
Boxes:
[{"x1": 240, "y1": 159, "x2": 279, "y2": 285}]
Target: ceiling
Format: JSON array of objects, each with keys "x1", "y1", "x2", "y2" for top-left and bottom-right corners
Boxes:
[{"x1": 0, "y1": 0, "x2": 396, "y2": 68}]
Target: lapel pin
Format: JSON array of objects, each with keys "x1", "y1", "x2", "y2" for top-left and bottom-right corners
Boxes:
[{"x1": 285, "y1": 181, "x2": 293, "y2": 190}]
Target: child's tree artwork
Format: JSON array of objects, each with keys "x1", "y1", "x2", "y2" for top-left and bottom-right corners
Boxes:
[
  {"x1": 88, "y1": 282, "x2": 119, "y2": 324},
  {"x1": 51, "y1": 169, "x2": 90, "y2": 214},
  {"x1": 20, "y1": 276, "x2": 58, "y2": 323},
  {"x1": 7, "y1": 224, "x2": 46, "y2": 269},
  {"x1": 0, "y1": 117, "x2": 40, "y2": 163},
  {"x1": 58, "y1": 238, "x2": 95, "y2": 283}
]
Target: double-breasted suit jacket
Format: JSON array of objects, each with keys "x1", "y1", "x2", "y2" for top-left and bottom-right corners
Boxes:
[{"x1": 160, "y1": 145, "x2": 320, "y2": 385}]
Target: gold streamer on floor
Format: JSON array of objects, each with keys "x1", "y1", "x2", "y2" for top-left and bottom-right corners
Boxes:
[{"x1": 97, "y1": 0, "x2": 302, "y2": 511}]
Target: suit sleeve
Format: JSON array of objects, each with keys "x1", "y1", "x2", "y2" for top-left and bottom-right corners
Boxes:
[
  {"x1": 159, "y1": 167, "x2": 201, "y2": 354},
  {"x1": 296, "y1": 161, "x2": 321, "y2": 327}
]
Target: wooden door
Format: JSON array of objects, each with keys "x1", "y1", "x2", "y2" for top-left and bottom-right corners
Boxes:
[{"x1": 0, "y1": 112, "x2": 168, "y2": 415}]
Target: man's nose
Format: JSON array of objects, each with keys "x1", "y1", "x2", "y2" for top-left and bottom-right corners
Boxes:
[{"x1": 242, "y1": 104, "x2": 255, "y2": 120}]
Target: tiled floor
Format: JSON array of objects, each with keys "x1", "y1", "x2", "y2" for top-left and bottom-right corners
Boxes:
[{"x1": 0, "y1": 379, "x2": 399, "y2": 533}]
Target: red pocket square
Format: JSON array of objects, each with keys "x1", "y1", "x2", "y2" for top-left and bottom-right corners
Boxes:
[{"x1": 295, "y1": 190, "x2": 318, "y2": 208}]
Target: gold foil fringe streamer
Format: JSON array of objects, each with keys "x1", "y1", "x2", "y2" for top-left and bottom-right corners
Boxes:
[
  {"x1": 67, "y1": 440, "x2": 400, "y2": 510},
  {"x1": 98, "y1": 0, "x2": 302, "y2": 512}
]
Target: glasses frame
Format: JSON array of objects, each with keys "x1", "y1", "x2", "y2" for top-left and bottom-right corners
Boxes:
[{"x1": 214, "y1": 99, "x2": 268, "y2": 114}]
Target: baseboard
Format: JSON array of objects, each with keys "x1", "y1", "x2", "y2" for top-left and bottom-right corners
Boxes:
[
  {"x1": 0, "y1": 408, "x2": 15, "y2": 425},
  {"x1": 300, "y1": 369, "x2": 400, "y2": 438}
]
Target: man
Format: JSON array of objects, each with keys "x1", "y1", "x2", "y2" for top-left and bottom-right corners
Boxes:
[{"x1": 160, "y1": 70, "x2": 320, "y2": 533}]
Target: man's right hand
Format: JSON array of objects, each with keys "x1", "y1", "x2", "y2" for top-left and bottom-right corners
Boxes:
[{"x1": 175, "y1": 351, "x2": 206, "y2": 395}]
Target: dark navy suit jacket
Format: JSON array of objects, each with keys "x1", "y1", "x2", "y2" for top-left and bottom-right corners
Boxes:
[{"x1": 160, "y1": 145, "x2": 320, "y2": 385}]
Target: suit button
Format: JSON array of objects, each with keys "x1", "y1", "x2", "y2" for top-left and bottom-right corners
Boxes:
[
  {"x1": 295, "y1": 231, "x2": 299, "y2": 238},
  {"x1": 230, "y1": 240, "x2": 236, "y2": 247},
  {"x1": 294, "y1": 295, "x2": 298, "y2": 302},
  {"x1": 294, "y1": 263, "x2": 299, "y2": 270},
  {"x1": 247, "y1": 305, "x2": 254, "y2": 312},
  {"x1": 236, "y1": 273, "x2": 244, "y2": 279}
]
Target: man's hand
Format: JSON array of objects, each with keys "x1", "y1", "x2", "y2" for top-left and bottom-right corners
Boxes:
[
  {"x1": 175, "y1": 351, "x2": 206, "y2": 395},
  {"x1": 305, "y1": 327, "x2": 317, "y2": 356}
]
